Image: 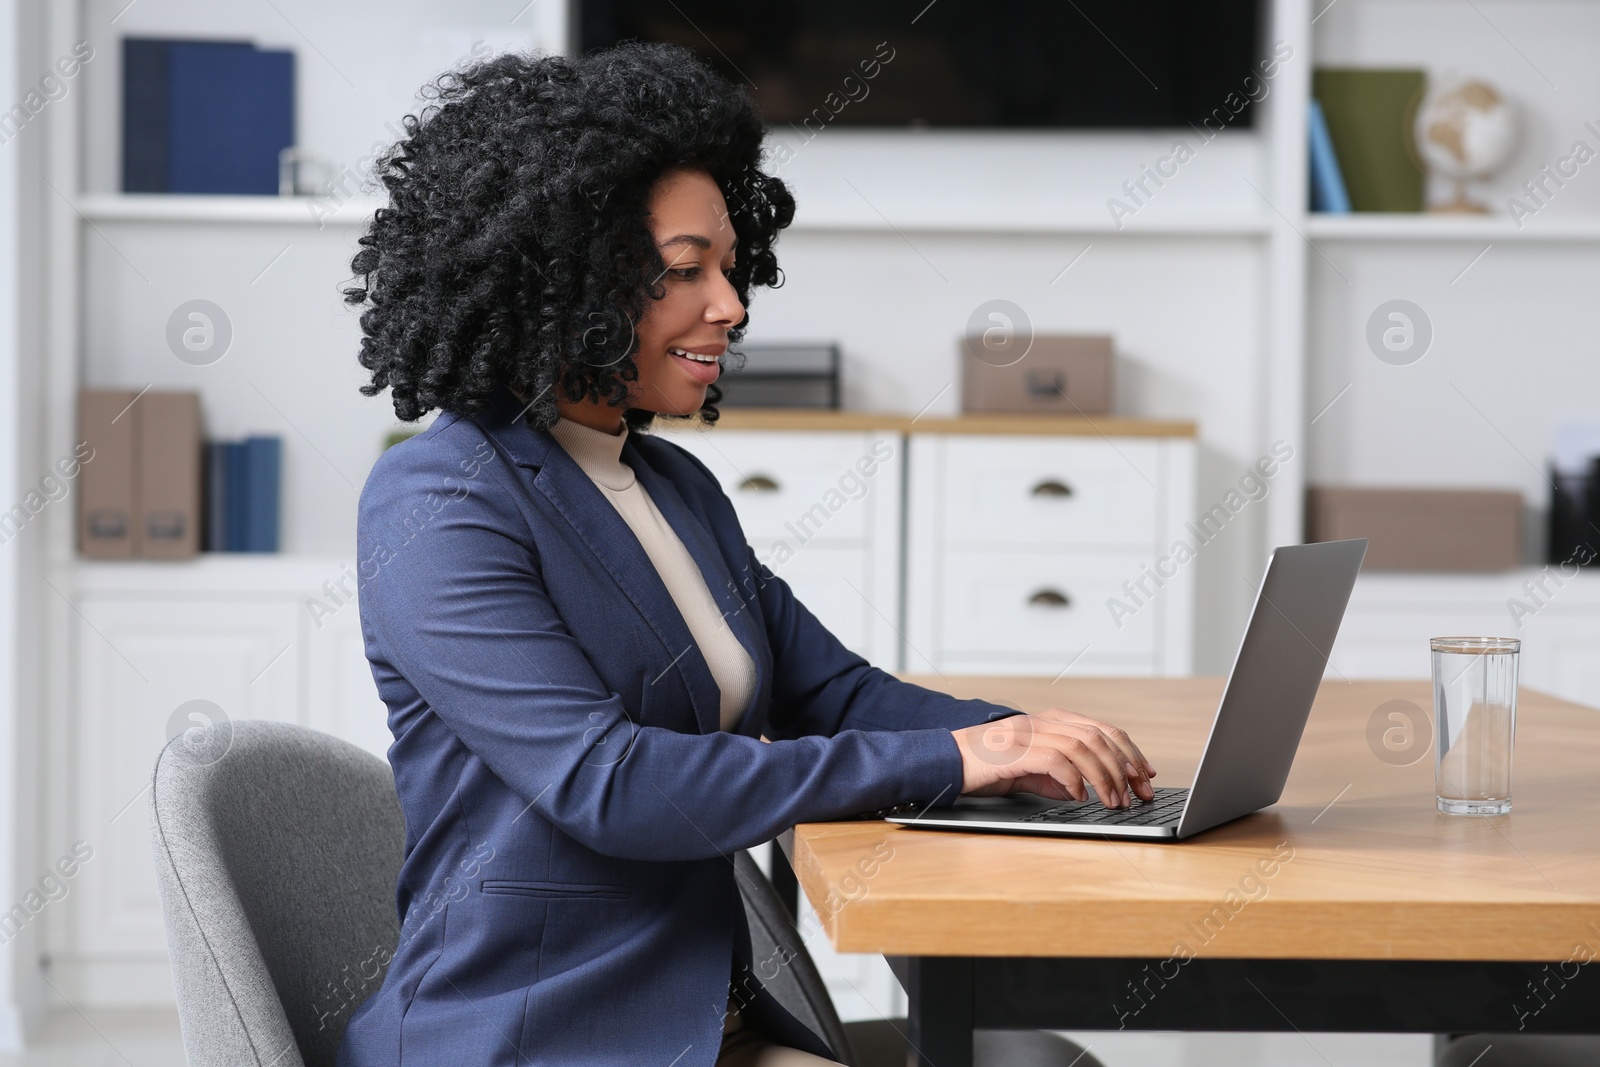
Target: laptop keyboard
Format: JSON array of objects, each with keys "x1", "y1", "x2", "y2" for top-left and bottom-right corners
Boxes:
[{"x1": 1020, "y1": 787, "x2": 1190, "y2": 826}]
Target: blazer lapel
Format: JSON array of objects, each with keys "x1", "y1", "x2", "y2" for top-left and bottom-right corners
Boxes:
[
  {"x1": 626, "y1": 440, "x2": 769, "y2": 735},
  {"x1": 469, "y1": 387, "x2": 759, "y2": 736}
]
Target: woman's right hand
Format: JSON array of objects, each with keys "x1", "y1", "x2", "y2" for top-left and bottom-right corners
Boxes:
[{"x1": 952, "y1": 711, "x2": 1156, "y2": 808}]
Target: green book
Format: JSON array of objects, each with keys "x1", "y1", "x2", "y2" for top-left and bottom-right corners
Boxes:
[{"x1": 1312, "y1": 68, "x2": 1427, "y2": 212}]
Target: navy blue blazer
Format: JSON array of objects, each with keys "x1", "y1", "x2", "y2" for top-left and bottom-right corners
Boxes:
[{"x1": 337, "y1": 385, "x2": 1022, "y2": 1067}]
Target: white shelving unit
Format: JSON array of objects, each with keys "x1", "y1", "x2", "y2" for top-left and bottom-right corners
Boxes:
[
  {"x1": 11, "y1": 0, "x2": 1598, "y2": 1052},
  {"x1": 74, "y1": 192, "x2": 385, "y2": 226}
]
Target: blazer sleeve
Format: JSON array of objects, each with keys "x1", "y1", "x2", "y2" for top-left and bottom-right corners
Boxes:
[
  {"x1": 746, "y1": 545, "x2": 1028, "y2": 740},
  {"x1": 357, "y1": 444, "x2": 973, "y2": 864}
]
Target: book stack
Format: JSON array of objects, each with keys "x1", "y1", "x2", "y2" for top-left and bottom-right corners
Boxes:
[
  {"x1": 204, "y1": 437, "x2": 282, "y2": 552},
  {"x1": 77, "y1": 388, "x2": 281, "y2": 558},
  {"x1": 1309, "y1": 68, "x2": 1428, "y2": 213},
  {"x1": 122, "y1": 37, "x2": 295, "y2": 195}
]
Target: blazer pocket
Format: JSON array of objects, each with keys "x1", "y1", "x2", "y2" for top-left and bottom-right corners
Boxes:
[{"x1": 480, "y1": 879, "x2": 631, "y2": 900}]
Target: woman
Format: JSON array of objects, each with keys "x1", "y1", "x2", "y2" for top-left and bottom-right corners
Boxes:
[{"x1": 339, "y1": 41, "x2": 1156, "y2": 1067}]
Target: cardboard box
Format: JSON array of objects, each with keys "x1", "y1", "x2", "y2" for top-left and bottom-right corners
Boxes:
[
  {"x1": 78, "y1": 388, "x2": 140, "y2": 558},
  {"x1": 77, "y1": 387, "x2": 202, "y2": 559},
  {"x1": 137, "y1": 391, "x2": 202, "y2": 558},
  {"x1": 960, "y1": 334, "x2": 1112, "y2": 415},
  {"x1": 1306, "y1": 487, "x2": 1522, "y2": 571}
]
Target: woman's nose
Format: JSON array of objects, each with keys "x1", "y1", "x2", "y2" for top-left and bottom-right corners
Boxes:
[{"x1": 708, "y1": 275, "x2": 744, "y2": 326}]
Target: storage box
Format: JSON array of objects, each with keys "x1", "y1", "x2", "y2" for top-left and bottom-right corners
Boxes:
[
  {"x1": 1305, "y1": 487, "x2": 1522, "y2": 571},
  {"x1": 960, "y1": 334, "x2": 1112, "y2": 415},
  {"x1": 717, "y1": 343, "x2": 839, "y2": 409}
]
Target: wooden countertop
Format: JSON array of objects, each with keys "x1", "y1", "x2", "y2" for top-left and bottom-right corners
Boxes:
[
  {"x1": 652, "y1": 409, "x2": 1196, "y2": 437},
  {"x1": 790, "y1": 676, "x2": 1600, "y2": 962}
]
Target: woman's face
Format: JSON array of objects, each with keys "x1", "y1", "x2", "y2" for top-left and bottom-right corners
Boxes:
[
  {"x1": 554, "y1": 166, "x2": 744, "y2": 432},
  {"x1": 630, "y1": 166, "x2": 744, "y2": 417}
]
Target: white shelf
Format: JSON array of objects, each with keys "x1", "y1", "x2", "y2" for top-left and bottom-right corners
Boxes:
[
  {"x1": 75, "y1": 193, "x2": 381, "y2": 226},
  {"x1": 788, "y1": 211, "x2": 1272, "y2": 236},
  {"x1": 72, "y1": 192, "x2": 1272, "y2": 237},
  {"x1": 61, "y1": 553, "x2": 356, "y2": 594},
  {"x1": 1306, "y1": 213, "x2": 1600, "y2": 242}
]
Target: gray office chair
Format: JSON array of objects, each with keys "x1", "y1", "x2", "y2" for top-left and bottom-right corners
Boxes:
[
  {"x1": 733, "y1": 849, "x2": 1104, "y2": 1067},
  {"x1": 148, "y1": 719, "x2": 406, "y2": 1067}
]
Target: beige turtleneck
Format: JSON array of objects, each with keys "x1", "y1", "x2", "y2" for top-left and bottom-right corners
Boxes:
[{"x1": 548, "y1": 416, "x2": 756, "y2": 731}]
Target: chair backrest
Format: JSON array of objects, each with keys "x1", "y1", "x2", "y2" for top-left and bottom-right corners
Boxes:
[
  {"x1": 148, "y1": 719, "x2": 406, "y2": 1067},
  {"x1": 734, "y1": 849, "x2": 857, "y2": 1065}
]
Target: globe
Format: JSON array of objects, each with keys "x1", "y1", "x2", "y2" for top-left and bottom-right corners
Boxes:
[{"x1": 1414, "y1": 78, "x2": 1519, "y2": 213}]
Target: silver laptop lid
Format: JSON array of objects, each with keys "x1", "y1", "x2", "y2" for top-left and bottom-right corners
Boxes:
[{"x1": 1174, "y1": 538, "x2": 1367, "y2": 838}]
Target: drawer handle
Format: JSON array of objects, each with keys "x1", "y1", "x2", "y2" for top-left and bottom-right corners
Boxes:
[
  {"x1": 738, "y1": 474, "x2": 781, "y2": 493},
  {"x1": 1027, "y1": 589, "x2": 1072, "y2": 608},
  {"x1": 1029, "y1": 479, "x2": 1073, "y2": 498}
]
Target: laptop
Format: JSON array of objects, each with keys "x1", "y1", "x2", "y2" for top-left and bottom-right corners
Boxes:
[{"x1": 887, "y1": 538, "x2": 1369, "y2": 841}]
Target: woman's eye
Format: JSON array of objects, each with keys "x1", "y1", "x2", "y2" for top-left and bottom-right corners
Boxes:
[{"x1": 671, "y1": 267, "x2": 701, "y2": 280}]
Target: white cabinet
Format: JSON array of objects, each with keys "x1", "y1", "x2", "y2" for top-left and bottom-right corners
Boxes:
[
  {"x1": 54, "y1": 558, "x2": 389, "y2": 1004},
  {"x1": 69, "y1": 595, "x2": 300, "y2": 1001},
  {"x1": 654, "y1": 425, "x2": 904, "y2": 671},
  {"x1": 906, "y1": 433, "x2": 1196, "y2": 677}
]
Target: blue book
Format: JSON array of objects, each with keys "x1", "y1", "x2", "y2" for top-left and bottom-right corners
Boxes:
[
  {"x1": 1308, "y1": 98, "x2": 1352, "y2": 213},
  {"x1": 166, "y1": 42, "x2": 294, "y2": 194},
  {"x1": 225, "y1": 441, "x2": 250, "y2": 551},
  {"x1": 204, "y1": 440, "x2": 229, "y2": 551},
  {"x1": 241, "y1": 435, "x2": 282, "y2": 552}
]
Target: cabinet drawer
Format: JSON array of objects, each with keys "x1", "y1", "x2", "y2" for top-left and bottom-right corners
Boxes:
[
  {"x1": 657, "y1": 429, "x2": 895, "y2": 543},
  {"x1": 935, "y1": 548, "x2": 1157, "y2": 659},
  {"x1": 935, "y1": 436, "x2": 1161, "y2": 548}
]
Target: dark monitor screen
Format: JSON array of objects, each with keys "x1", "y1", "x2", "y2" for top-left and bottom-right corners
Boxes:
[{"x1": 578, "y1": 0, "x2": 1267, "y2": 130}]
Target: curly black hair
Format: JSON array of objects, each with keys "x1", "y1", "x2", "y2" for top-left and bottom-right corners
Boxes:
[{"x1": 345, "y1": 41, "x2": 795, "y2": 433}]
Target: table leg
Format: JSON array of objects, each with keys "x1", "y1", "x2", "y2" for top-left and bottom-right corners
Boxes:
[{"x1": 903, "y1": 957, "x2": 974, "y2": 1067}]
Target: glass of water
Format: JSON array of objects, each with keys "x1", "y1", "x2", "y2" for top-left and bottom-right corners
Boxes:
[{"x1": 1431, "y1": 636, "x2": 1520, "y2": 815}]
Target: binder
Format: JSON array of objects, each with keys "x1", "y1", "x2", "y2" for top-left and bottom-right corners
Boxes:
[
  {"x1": 203, "y1": 440, "x2": 229, "y2": 551},
  {"x1": 166, "y1": 41, "x2": 295, "y2": 195},
  {"x1": 77, "y1": 389, "x2": 140, "y2": 558},
  {"x1": 121, "y1": 38, "x2": 173, "y2": 193},
  {"x1": 120, "y1": 37, "x2": 294, "y2": 195},
  {"x1": 241, "y1": 436, "x2": 282, "y2": 552},
  {"x1": 136, "y1": 391, "x2": 202, "y2": 559},
  {"x1": 225, "y1": 441, "x2": 249, "y2": 551}
]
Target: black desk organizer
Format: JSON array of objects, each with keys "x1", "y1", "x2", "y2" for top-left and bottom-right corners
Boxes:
[
  {"x1": 715, "y1": 343, "x2": 840, "y2": 409},
  {"x1": 1548, "y1": 456, "x2": 1600, "y2": 565}
]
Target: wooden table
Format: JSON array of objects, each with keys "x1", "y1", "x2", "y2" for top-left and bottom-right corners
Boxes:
[{"x1": 786, "y1": 676, "x2": 1600, "y2": 1066}]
